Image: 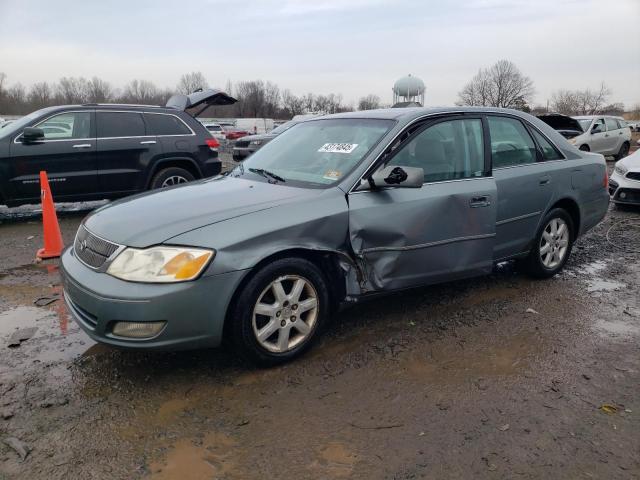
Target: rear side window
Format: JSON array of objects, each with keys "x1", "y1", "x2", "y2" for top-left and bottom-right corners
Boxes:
[
  {"x1": 616, "y1": 119, "x2": 627, "y2": 129},
  {"x1": 145, "y1": 114, "x2": 191, "y2": 136},
  {"x1": 487, "y1": 116, "x2": 536, "y2": 168},
  {"x1": 36, "y1": 112, "x2": 92, "y2": 140},
  {"x1": 97, "y1": 112, "x2": 146, "y2": 138},
  {"x1": 387, "y1": 118, "x2": 485, "y2": 182},
  {"x1": 604, "y1": 118, "x2": 618, "y2": 131},
  {"x1": 530, "y1": 129, "x2": 563, "y2": 161}
]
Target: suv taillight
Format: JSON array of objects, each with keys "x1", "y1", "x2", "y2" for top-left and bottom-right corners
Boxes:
[
  {"x1": 206, "y1": 138, "x2": 220, "y2": 150},
  {"x1": 603, "y1": 171, "x2": 609, "y2": 189}
]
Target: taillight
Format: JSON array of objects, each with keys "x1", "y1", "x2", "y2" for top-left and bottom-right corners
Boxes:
[
  {"x1": 603, "y1": 171, "x2": 609, "y2": 189},
  {"x1": 206, "y1": 138, "x2": 220, "y2": 150}
]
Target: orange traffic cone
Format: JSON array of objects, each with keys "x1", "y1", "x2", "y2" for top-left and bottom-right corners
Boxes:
[{"x1": 36, "y1": 171, "x2": 64, "y2": 259}]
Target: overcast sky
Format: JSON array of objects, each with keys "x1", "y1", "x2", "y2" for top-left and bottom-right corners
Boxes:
[{"x1": 1, "y1": 0, "x2": 639, "y2": 108}]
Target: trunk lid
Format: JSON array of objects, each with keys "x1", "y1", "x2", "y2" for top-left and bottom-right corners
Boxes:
[
  {"x1": 166, "y1": 89, "x2": 237, "y2": 116},
  {"x1": 537, "y1": 114, "x2": 584, "y2": 139}
]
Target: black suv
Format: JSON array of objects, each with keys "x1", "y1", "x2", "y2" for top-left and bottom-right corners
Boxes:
[{"x1": 0, "y1": 89, "x2": 236, "y2": 206}]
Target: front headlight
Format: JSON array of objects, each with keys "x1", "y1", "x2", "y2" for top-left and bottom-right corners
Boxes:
[
  {"x1": 249, "y1": 140, "x2": 263, "y2": 146},
  {"x1": 568, "y1": 137, "x2": 577, "y2": 145},
  {"x1": 614, "y1": 164, "x2": 628, "y2": 176},
  {"x1": 107, "y1": 246, "x2": 214, "y2": 283}
]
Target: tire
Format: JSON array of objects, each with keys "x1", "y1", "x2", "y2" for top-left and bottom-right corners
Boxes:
[
  {"x1": 579, "y1": 144, "x2": 590, "y2": 152},
  {"x1": 520, "y1": 208, "x2": 574, "y2": 279},
  {"x1": 614, "y1": 142, "x2": 630, "y2": 160},
  {"x1": 150, "y1": 167, "x2": 195, "y2": 189},
  {"x1": 229, "y1": 258, "x2": 330, "y2": 366}
]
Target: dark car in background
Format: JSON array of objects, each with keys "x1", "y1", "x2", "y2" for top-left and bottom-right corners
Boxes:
[
  {"x1": 232, "y1": 118, "x2": 300, "y2": 161},
  {"x1": 0, "y1": 89, "x2": 236, "y2": 207}
]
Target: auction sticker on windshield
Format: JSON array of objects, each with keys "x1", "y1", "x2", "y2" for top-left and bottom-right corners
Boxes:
[{"x1": 318, "y1": 143, "x2": 358, "y2": 154}]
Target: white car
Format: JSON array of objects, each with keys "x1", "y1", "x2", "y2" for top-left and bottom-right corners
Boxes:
[
  {"x1": 572, "y1": 116, "x2": 631, "y2": 159},
  {"x1": 201, "y1": 122, "x2": 226, "y2": 140},
  {"x1": 610, "y1": 148, "x2": 640, "y2": 205}
]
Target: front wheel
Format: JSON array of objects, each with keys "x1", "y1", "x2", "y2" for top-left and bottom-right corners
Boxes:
[
  {"x1": 520, "y1": 208, "x2": 574, "y2": 279},
  {"x1": 230, "y1": 258, "x2": 330, "y2": 366}
]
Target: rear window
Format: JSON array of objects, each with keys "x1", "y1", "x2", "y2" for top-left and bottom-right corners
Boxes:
[
  {"x1": 616, "y1": 119, "x2": 628, "y2": 129},
  {"x1": 530, "y1": 129, "x2": 563, "y2": 161},
  {"x1": 97, "y1": 112, "x2": 146, "y2": 138},
  {"x1": 146, "y1": 114, "x2": 192, "y2": 136}
]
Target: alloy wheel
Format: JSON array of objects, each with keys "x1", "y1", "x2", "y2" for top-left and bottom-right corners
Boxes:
[
  {"x1": 252, "y1": 275, "x2": 319, "y2": 353},
  {"x1": 539, "y1": 217, "x2": 569, "y2": 269},
  {"x1": 161, "y1": 175, "x2": 188, "y2": 187}
]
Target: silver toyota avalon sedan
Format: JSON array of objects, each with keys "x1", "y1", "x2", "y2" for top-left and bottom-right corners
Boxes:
[{"x1": 61, "y1": 107, "x2": 609, "y2": 365}]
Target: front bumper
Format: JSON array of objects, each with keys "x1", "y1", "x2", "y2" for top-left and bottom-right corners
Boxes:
[
  {"x1": 60, "y1": 247, "x2": 247, "y2": 350},
  {"x1": 609, "y1": 171, "x2": 640, "y2": 205}
]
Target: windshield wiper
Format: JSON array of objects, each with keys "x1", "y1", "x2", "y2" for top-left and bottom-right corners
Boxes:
[{"x1": 249, "y1": 168, "x2": 286, "y2": 183}]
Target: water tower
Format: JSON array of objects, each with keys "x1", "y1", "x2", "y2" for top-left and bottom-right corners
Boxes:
[{"x1": 392, "y1": 74, "x2": 425, "y2": 107}]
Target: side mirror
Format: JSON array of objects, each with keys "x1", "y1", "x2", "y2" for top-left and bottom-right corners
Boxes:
[
  {"x1": 591, "y1": 125, "x2": 602, "y2": 135},
  {"x1": 370, "y1": 165, "x2": 423, "y2": 189},
  {"x1": 22, "y1": 127, "x2": 45, "y2": 143}
]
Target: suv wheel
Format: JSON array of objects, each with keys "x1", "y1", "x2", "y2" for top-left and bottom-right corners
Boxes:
[
  {"x1": 150, "y1": 167, "x2": 195, "y2": 189},
  {"x1": 614, "y1": 142, "x2": 630, "y2": 160},
  {"x1": 579, "y1": 144, "x2": 590, "y2": 152},
  {"x1": 230, "y1": 258, "x2": 330, "y2": 366},
  {"x1": 520, "y1": 208, "x2": 574, "y2": 279}
]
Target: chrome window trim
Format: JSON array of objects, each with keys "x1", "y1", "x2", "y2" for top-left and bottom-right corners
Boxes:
[
  {"x1": 349, "y1": 175, "x2": 494, "y2": 195},
  {"x1": 492, "y1": 158, "x2": 567, "y2": 171},
  {"x1": 13, "y1": 109, "x2": 94, "y2": 143}
]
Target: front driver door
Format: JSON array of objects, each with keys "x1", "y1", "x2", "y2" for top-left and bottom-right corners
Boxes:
[
  {"x1": 348, "y1": 116, "x2": 496, "y2": 292},
  {"x1": 8, "y1": 111, "x2": 96, "y2": 203}
]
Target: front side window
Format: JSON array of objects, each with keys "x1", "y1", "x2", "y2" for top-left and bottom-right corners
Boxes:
[
  {"x1": 530, "y1": 128, "x2": 562, "y2": 161},
  {"x1": 487, "y1": 116, "x2": 536, "y2": 168},
  {"x1": 592, "y1": 118, "x2": 605, "y2": 133},
  {"x1": 387, "y1": 118, "x2": 485, "y2": 182},
  {"x1": 146, "y1": 114, "x2": 191, "y2": 136},
  {"x1": 605, "y1": 117, "x2": 618, "y2": 131},
  {"x1": 97, "y1": 112, "x2": 146, "y2": 138},
  {"x1": 36, "y1": 112, "x2": 91, "y2": 140},
  {"x1": 231, "y1": 118, "x2": 394, "y2": 187}
]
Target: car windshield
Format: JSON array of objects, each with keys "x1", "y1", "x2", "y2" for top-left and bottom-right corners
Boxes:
[
  {"x1": 230, "y1": 118, "x2": 395, "y2": 187},
  {"x1": 0, "y1": 107, "x2": 57, "y2": 138},
  {"x1": 577, "y1": 119, "x2": 592, "y2": 131}
]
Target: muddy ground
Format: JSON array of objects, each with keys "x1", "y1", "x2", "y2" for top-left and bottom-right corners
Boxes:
[{"x1": 0, "y1": 158, "x2": 639, "y2": 479}]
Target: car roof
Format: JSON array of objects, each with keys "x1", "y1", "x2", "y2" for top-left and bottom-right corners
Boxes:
[{"x1": 304, "y1": 106, "x2": 541, "y2": 123}]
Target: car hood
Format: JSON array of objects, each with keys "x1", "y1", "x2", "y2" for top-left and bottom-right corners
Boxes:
[
  {"x1": 617, "y1": 148, "x2": 640, "y2": 170},
  {"x1": 84, "y1": 176, "x2": 319, "y2": 248},
  {"x1": 537, "y1": 114, "x2": 584, "y2": 138}
]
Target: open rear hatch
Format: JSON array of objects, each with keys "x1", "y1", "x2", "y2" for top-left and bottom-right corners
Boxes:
[
  {"x1": 537, "y1": 114, "x2": 584, "y2": 139},
  {"x1": 166, "y1": 88, "x2": 237, "y2": 117}
]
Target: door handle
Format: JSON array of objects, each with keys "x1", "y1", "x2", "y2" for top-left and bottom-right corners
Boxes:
[
  {"x1": 72, "y1": 143, "x2": 91, "y2": 149},
  {"x1": 140, "y1": 140, "x2": 156, "y2": 145},
  {"x1": 470, "y1": 195, "x2": 491, "y2": 208},
  {"x1": 539, "y1": 176, "x2": 551, "y2": 186}
]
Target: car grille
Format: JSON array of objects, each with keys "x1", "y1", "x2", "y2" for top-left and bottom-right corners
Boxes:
[
  {"x1": 626, "y1": 172, "x2": 640, "y2": 181},
  {"x1": 235, "y1": 140, "x2": 250, "y2": 148},
  {"x1": 74, "y1": 225, "x2": 120, "y2": 269}
]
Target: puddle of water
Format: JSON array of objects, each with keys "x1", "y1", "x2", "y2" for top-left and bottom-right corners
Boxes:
[
  {"x1": 587, "y1": 279, "x2": 626, "y2": 293},
  {"x1": 594, "y1": 318, "x2": 640, "y2": 337},
  {"x1": 148, "y1": 432, "x2": 238, "y2": 480}
]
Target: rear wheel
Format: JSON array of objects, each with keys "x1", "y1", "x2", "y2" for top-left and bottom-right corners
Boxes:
[
  {"x1": 614, "y1": 142, "x2": 630, "y2": 160},
  {"x1": 150, "y1": 167, "x2": 195, "y2": 189},
  {"x1": 230, "y1": 258, "x2": 330, "y2": 366},
  {"x1": 520, "y1": 208, "x2": 574, "y2": 279}
]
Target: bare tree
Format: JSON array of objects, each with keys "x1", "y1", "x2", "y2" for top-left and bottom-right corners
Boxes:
[
  {"x1": 4, "y1": 83, "x2": 27, "y2": 114},
  {"x1": 119, "y1": 79, "x2": 171, "y2": 105},
  {"x1": 358, "y1": 94, "x2": 381, "y2": 111},
  {"x1": 28, "y1": 82, "x2": 53, "y2": 109},
  {"x1": 86, "y1": 77, "x2": 113, "y2": 103},
  {"x1": 55, "y1": 77, "x2": 90, "y2": 104},
  {"x1": 177, "y1": 72, "x2": 209, "y2": 95},
  {"x1": 550, "y1": 82, "x2": 612, "y2": 115},
  {"x1": 457, "y1": 59, "x2": 534, "y2": 109},
  {"x1": 281, "y1": 89, "x2": 305, "y2": 117}
]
